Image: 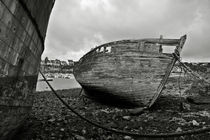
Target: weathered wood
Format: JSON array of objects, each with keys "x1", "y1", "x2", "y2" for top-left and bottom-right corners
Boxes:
[
  {"x1": 74, "y1": 35, "x2": 187, "y2": 108},
  {"x1": 148, "y1": 35, "x2": 187, "y2": 107},
  {"x1": 0, "y1": 0, "x2": 54, "y2": 139},
  {"x1": 149, "y1": 58, "x2": 177, "y2": 108}
]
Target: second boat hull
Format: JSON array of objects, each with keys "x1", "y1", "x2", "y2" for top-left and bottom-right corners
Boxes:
[
  {"x1": 74, "y1": 36, "x2": 187, "y2": 107},
  {"x1": 0, "y1": 0, "x2": 55, "y2": 139}
]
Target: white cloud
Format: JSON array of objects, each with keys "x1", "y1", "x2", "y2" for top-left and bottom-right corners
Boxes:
[{"x1": 43, "y1": 0, "x2": 210, "y2": 62}]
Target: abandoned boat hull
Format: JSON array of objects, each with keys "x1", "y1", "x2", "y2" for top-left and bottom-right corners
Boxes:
[
  {"x1": 74, "y1": 35, "x2": 187, "y2": 107},
  {"x1": 0, "y1": 0, "x2": 54, "y2": 139}
]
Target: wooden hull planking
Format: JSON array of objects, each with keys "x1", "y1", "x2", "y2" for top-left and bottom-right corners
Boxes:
[
  {"x1": 74, "y1": 35, "x2": 187, "y2": 107},
  {"x1": 0, "y1": 0, "x2": 54, "y2": 139}
]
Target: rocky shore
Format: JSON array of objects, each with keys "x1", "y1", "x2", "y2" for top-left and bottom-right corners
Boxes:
[{"x1": 14, "y1": 77, "x2": 210, "y2": 140}]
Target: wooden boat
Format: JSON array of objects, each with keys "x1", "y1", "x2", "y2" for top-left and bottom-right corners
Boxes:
[
  {"x1": 0, "y1": 0, "x2": 54, "y2": 139},
  {"x1": 73, "y1": 35, "x2": 187, "y2": 107}
]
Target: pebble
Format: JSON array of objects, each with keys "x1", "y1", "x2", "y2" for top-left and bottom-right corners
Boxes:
[
  {"x1": 176, "y1": 127, "x2": 182, "y2": 132},
  {"x1": 48, "y1": 118, "x2": 55, "y2": 122},
  {"x1": 148, "y1": 116, "x2": 154, "y2": 120},
  {"x1": 199, "y1": 111, "x2": 210, "y2": 118},
  {"x1": 202, "y1": 122, "x2": 206, "y2": 125},
  {"x1": 105, "y1": 122, "x2": 118, "y2": 128},
  {"x1": 60, "y1": 128, "x2": 65, "y2": 132},
  {"x1": 75, "y1": 135, "x2": 86, "y2": 140},
  {"x1": 82, "y1": 129, "x2": 87, "y2": 135},
  {"x1": 203, "y1": 126, "x2": 207, "y2": 129},
  {"x1": 192, "y1": 120, "x2": 199, "y2": 126},
  {"x1": 182, "y1": 102, "x2": 191, "y2": 111},
  {"x1": 106, "y1": 135, "x2": 112, "y2": 140},
  {"x1": 51, "y1": 136, "x2": 56, "y2": 139},
  {"x1": 101, "y1": 109, "x2": 110, "y2": 114},
  {"x1": 124, "y1": 135, "x2": 132, "y2": 140},
  {"x1": 15, "y1": 88, "x2": 210, "y2": 139},
  {"x1": 123, "y1": 116, "x2": 131, "y2": 120}
]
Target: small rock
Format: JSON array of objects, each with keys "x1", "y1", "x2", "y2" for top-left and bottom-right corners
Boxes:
[
  {"x1": 48, "y1": 118, "x2": 55, "y2": 122},
  {"x1": 101, "y1": 109, "x2": 110, "y2": 114},
  {"x1": 114, "y1": 108, "x2": 121, "y2": 112},
  {"x1": 60, "y1": 128, "x2": 65, "y2": 132},
  {"x1": 180, "y1": 136, "x2": 185, "y2": 140},
  {"x1": 49, "y1": 113, "x2": 54, "y2": 116},
  {"x1": 202, "y1": 122, "x2": 206, "y2": 125},
  {"x1": 176, "y1": 127, "x2": 182, "y2": 132},
  {"x1": 82, "y1": 129, "x2": 87, "y2": 135},
  {"x1": 157, "y1": 110, "x2": 161, "y2": 112},
  {"x1": 123, "y1": 116, "x2": 131, "y2": 120},
  {"x1": 105, "y1": 122, "x2": 118, "y2": 128},
  {"x1": 182, "y1": 102, "x2": 191, "y2": 111},
  {"x1": 106, "y1": 135, "x2": 112, "y2": 140},
  {"x1": 199, "y1": 111, "x2": 210, "y2": 118},
  {"x1": 192, "y1": 120, "x2": 199, "y2": 126},
  {"x1": 64, "y1": 120, "x2": 68, "y2": 124},
  {"x1": 203, "y1": 126, "x2": 207, "y2": 129},
  {"x1": 170, "y1": 117, "x2": 187, "y2": 126},
  {"x1": 143, "y1": 120, "x2": 148, "y2": 123},
  {"x1": 148, "y1": 116, "x2": 154, "y2": 120},
  {"x1": 57, "y1": 118, "x2": 63, "y2": 122},
  {"x1": 75, "y1": 135, "x2": 86, "y2": 140},
  {"x1": 124, "y1": 135, "x2": 132, "y2": 140},
  {"x1": 130, "y1": 119, "x2": 134, "y2": 122}
]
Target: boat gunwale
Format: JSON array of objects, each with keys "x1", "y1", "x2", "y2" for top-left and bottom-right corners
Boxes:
[{"x1": 80, "y1": 38, "x2": 183, "y2": 62}]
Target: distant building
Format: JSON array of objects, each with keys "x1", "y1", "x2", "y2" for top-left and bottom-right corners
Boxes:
[
  {"x1": 68, "y1": 60, "x2": 74, "y2": 66},
  {"x1": 40, "y1": 58, "x2": 74, "y2": 73},
  {"x1": 61, "y1": 61, "x2": 68, "y2": 66},
  {"x1": 54, "y1": 59, "x2": 61, "y2": 66},
  {"x1": 61, "y1": 65, "x2": 73, "y2": 73},
  {"x1": 206, "y1": 63, "x2": 210, "y2": 73},
  {"x1": 40, "y1": 60, "x2": 46, "y2": 72},
  {"x1": 40, "y1": 60, "x2": 45, "y2": 65}
]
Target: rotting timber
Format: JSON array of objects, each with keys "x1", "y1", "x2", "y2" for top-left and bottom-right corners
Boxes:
[
  {"x1": 74, "y1": 35, "x2": 187, "y2": 108},
  {"x1": 0, "y1": 0, "x2": 55, "y2": 139}
]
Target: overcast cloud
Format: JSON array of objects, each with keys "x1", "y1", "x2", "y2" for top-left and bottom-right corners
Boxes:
[{"x1": 43, "y1": 0, "x2": 210, "y2": 62}]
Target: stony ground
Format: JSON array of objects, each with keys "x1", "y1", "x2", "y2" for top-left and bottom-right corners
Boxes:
[{"x1": 14, "y1": 76, "x2": 210, "y2": 140}]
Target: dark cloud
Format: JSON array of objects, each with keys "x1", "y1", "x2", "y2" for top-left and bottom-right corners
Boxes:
[{"x1": 43, "y1": 0, "x2": 210, "y2": 62}]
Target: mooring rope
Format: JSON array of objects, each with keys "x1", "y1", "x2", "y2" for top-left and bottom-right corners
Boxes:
[
  {"x1": 173, "y1": 53, "x2": 210, "y2": 84},
  {"x1": 39, "y1": 69, "x2": 210, "y2": 138}
]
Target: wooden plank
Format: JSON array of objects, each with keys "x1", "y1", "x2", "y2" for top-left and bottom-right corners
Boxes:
[{"x1": 148, "y1": 58, "x2": 176, "y2": 108}]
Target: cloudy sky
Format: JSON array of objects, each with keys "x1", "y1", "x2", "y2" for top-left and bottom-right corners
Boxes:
[{"x1": 44, "y1": 0, "x2": 210, "y2": 62}]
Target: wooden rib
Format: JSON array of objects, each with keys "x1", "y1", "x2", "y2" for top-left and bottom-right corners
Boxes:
[{"x1": 148, "y1": 35, "x2": 187, "y2": 108}]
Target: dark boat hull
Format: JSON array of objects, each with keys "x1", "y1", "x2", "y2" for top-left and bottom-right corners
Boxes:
[
  {"x1": 74, "y1": 36, "x2": 187, "y2": 108},
  {"x1": 0, "y1": 0, "x2": 54, "y2": 139}
]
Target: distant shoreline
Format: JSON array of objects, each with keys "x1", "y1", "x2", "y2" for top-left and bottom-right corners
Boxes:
[
  {"x1": 36, "y1": 77, "x2": 81, "y2": 92},
  {"x1": 35, "y1": 87, "x2": 82, "y2": 93}
]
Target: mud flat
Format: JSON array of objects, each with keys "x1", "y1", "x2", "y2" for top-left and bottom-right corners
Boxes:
[{"x1": 14, "y1": 77, "x2": 210, "y2": 140}]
